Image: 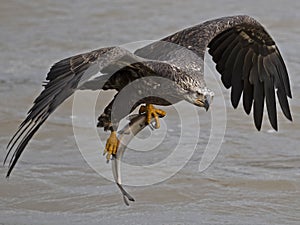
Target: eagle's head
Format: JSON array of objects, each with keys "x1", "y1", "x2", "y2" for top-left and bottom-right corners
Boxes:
[
  {"x1": 173, "y1": 67, "x2": 214, "y2": 111},
  {"x1": 177, "y1": 75, "x2": 214, "y2": 111},
  {"x1": 184, "y1": 86, "x2": 214, "y2": 111}
]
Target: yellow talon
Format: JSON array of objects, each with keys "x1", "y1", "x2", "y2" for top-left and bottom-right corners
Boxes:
[
  {"x1": 104, "y1": 131, "x2": 119, "y2": 161},
  {"x1": 139, "y1": 104, "x2": 166, "y2": 129}
]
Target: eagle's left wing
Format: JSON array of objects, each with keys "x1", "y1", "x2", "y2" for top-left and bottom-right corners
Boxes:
[{"x1": 160, "y1": 15, "x2": 292, "y2": 130}]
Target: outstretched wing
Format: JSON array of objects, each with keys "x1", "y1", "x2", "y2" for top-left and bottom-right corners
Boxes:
[
  {"x1": 161, "y1": 15, "x2": 292, "y2": 130},
  {"x1": 4, "y1": 47, "x2": 141, "y2": 177}
]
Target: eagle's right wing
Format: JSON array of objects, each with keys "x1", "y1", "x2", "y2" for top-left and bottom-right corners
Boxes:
[{"x1": 4, "y1": 47, "x2": 140, "y2": 177}]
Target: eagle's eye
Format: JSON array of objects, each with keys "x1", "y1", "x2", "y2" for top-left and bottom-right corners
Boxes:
[{"x1": 193, "y1": 92, "x2": 203, "y2": 99}]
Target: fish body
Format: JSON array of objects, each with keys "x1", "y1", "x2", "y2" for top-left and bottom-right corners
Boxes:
[{"x1": 111, "y1": 114, "x2": 157, "y2": 205}]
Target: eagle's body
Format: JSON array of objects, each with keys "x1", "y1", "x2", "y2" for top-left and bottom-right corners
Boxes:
[{"x1": 5, "y1": 15, "x2": 292, "y2": 177}]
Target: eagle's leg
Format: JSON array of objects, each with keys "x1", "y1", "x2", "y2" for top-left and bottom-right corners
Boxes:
[
  {"x1": 103, "y1": 131, "x2": 119, "y2": 161},
  {"x1": 97, "y1": 98, "x2": 120, "y2": 161},
  {"x1": 139, "y1": 104, "x2": 166, "y2": 129}
]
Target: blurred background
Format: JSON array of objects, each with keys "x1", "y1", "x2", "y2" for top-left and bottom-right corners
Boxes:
[{"x1": 0, "y1": 0, "x2": 299, "y2": 224}]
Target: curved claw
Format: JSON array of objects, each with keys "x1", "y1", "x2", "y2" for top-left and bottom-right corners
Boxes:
[
  {"x1": 139, "y1": 104, "x2": 166, "y2": 129},
  {"x1": 103, "y1": 131, "x2": 119, "y2": 162}
]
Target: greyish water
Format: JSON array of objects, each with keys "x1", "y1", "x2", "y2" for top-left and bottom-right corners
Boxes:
[{"x1": 0, "y1": 0, "x2": 299, "y2": 224}]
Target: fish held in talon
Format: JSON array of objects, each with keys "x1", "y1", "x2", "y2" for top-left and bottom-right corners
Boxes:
[
  {"x1": 112, "y1": 114, "x2": 155, "y2": 205},
  {"x1": 112, "y1": 113, "x2": 162, "y2": 205}
]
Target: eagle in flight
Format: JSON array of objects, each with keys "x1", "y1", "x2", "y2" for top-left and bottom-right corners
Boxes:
[{"x1": 5, "y1": 15, "x2": 292, "y2": 177}]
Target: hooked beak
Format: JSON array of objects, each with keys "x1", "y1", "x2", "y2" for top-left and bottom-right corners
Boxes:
[
  {"x1": 203, "y1": 98, "x2": 210, "y2": 111},
  {"x1": 195, "y1": 95, "x2": 212, "y2": 111}
]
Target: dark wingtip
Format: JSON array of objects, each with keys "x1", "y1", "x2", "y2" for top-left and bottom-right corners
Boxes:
[
  {"x1": 231, "y1": 100, "x2": 239, "y2": 109},
  {"x1": 6, "y1": 169, "x2": 11, "y2": 179},
  {"x1": 6, "y1": 163, "x2": 14, "y2": 178},
  {"x1": 254, "y1": 118, "x2": 262, "y2": 131},
  {"x1": 245, "y1": 110, "x2": 251, "y2": 115},
  {"x1": 271, "y1": 123, "x2": 278, "y2": 131},
  {"x1": 285, "y1": 111, "x2": 293, "y2": 122},
  {"x1": 255, "y1": 125, "x2": 262, "y2": 131},
  {"x1": 254, "y1": 109, "x2": 263, "y2": 131},
  {"x1": 268, "y1": 113, "x2": 278, "y2": 131}
]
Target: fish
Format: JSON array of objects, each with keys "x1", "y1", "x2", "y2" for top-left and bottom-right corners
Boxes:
[{"x1": 111, "y1": 113, "x2": 160, "y2": 206}]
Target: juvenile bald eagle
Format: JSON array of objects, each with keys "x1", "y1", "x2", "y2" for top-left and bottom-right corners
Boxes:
[{"x1": 5, "y1": 15, "x2": 292, "y2": 177}]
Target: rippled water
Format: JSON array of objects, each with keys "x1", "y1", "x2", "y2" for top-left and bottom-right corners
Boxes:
[{"x1": 0, "y1": 1, "x2": 299, "y2": 225}]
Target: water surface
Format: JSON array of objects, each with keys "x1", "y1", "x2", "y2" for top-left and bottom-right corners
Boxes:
[{"x1": 0, "y1": 0, "x2": 299, "y2": 224}]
